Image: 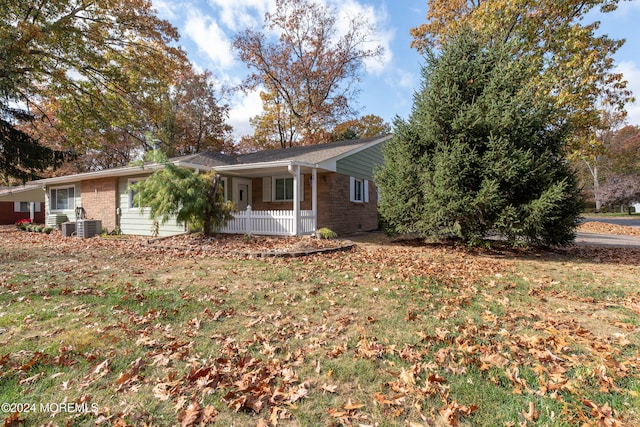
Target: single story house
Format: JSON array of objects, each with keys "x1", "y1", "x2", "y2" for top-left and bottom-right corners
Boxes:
[
  {"x1": 31, "y1": 135, "x2": 391, "y2": 237},
  {"x1": 0, "y1": 185, "x2": 45, "y2": 224}
]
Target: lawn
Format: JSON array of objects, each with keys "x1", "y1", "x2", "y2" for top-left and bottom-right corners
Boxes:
[{"x1": 0, "y1": 226, "x2": 638, "y2": 426}]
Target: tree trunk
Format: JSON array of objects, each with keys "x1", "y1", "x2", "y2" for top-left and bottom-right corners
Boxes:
[
  {"x1": 203, "y1": 174, "x2": 220, "y2": 235},
  {"x1": 593, "y1": 165, "x2": 601, "y2": 212}
]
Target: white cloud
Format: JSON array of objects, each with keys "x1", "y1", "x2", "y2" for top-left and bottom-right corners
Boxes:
[
  {"x1": 618, "y1": 61, "x2": 640, "y2": 126},
  {"x1": 151, "y1": 0, "x2": 179, "y2": 20},
  {"x1": 184, "y1": 10, "x2": 235, "y2": 69},
  {"x1": 228, "y1": 89, "x2": 264, "y2": 138},
  {"x1": 331, "y1": 0, "x2": 394, "y2": 75},
  {"x1": 206, "y1": 0, "x2": 276, "y2": 31}
]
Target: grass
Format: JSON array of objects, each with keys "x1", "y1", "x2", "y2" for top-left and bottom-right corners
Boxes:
[{"x1": 0, "y1": 228, "x2": 639, "y2": 426}]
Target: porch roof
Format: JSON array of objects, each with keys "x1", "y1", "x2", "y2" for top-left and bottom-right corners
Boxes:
[
  {"x1": 214, "y1": 160, "x2": 318, "y2": 178},
  {"x1": 0, "y1": 184, "x2": 45, "y2": 202}
]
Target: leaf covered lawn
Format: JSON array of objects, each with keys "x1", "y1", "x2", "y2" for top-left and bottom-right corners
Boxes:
[{"x1": 0, "y1": 227, "x2": 639, "y2": 426}]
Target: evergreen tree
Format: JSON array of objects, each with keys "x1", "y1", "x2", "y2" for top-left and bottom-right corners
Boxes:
[
  {"x1": 0, "y1": 106, "x2": 66, "y2": 183},
  {"x1": 376, "y1": 30, "x2": 583, "y2": 246},
  {"x1": 130, "y1": 153, "x2": 236, "y2": 235}
]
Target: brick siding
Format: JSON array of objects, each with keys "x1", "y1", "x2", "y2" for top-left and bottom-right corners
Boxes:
[
  {"x1": 80, "y1": 178, "x2": 117, "y2": 231},
  {"x1": 317, "y1": 173, "x2": 378, "y2": 236},
  {"x1": 250, "y1": 176, "x2": 313, "y2": 211}
]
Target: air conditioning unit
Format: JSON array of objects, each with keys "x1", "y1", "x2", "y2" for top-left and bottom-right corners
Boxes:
[
  {"x1": 76, "y1": 219, "x2": 102, "y2": 238},
  {"x1": 61, "y1": 222, "x2": 76, "y2": 237}
]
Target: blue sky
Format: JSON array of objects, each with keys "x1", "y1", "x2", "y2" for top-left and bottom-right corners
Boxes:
[{"x1": 152, "y1": 0, "x2": 640, "y2": 141}]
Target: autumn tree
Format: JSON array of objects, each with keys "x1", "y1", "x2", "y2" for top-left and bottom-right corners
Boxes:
[
  {"x1": 599, "y1": 173, "x2": 640, "y2": 212},
  {"x1": 155, "y1": 69, "x2": 235, "y2": 157},
  {"x1": 597, "y1": 125, "x2": 640, "y2": 211},
  {"x1": 572, "y1": 124, "x2": 640, "y2": 210},
  {"x1": 0, "y1": 0, "x2": 189, "y2": 180},
  {"x1": 376, "y1": 29, "x2": 583, "y2": 246},
  {"x1": 410, "y1": 0, "x2": 634, "y2": 153},
  {"x1": 233, "y1": 0, "x2": 383, "y2": 148},
  {"x1": 571, "y1": 109, "x2": 624, "y2": 211},
  {"x1": 608, "y1": 125, "x2": 640, "y2": 175},
  {"x1": 330, "y1": 114, "x2": 391, "y2": 141},
  {"x1": 248, "y1": 91, "x2": 298, "y2": 151}
]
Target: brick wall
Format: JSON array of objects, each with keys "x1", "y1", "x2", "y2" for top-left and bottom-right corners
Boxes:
[
  {"x1": 0, "y1": 202, "x2": 45, "y2": 225},
  {"x1": 317, "y1": 173, "x2": 378, "y2": 236},
  {"x1": 250, "y1": 176, "x2": 313, "y2": 211},
  {"x1": 80, "y1": 178, "x2": 117, "y2": 231}
]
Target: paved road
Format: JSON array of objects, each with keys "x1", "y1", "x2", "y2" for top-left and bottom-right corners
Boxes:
[{"x1": 575, "y1": 232, "x2": 640, "y2": 248}]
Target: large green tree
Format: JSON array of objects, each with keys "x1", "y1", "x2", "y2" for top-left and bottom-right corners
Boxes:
[
  {"x1": 410, "y1": 0, "x2": 634, "y2": 153},
  {"x1": 0, "y1": 0, "x2": 189, "y2": 180},
  {"x1": 376, "y1": 29, "x2": 583, "y2": 246}
]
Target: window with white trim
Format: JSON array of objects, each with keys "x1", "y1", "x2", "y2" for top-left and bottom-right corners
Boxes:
[
  {"x1": 128, "y1": 179, "x2": 145, "y2": 209},
  {"x1": 50, "y1": 187, "x2": 75, "y2": 211},
  {"x1": 274, "y1": 177, "x2": 294, "y2": 201},
  {"x1": 263, "y1": 176, "x2": 304, "y2": 202},
  {"x1": 219, "y1": 177, "x2": 228, "y2": 202},
  {"x1": 14, "y1": 202, "x2": 41, "y2": 212},
  {"x1": 349, "y1": 177, "x2": 369, "y2": 203}
]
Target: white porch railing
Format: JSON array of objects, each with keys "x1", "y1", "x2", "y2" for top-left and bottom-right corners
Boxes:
[{"x1": 218, "y1": 207, "x2": 316, "y2": 236}]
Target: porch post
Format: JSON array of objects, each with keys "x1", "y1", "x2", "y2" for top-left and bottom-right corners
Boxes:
[
  {"x1": 29, "y1": 202, "x2": 35, "y2": 222},
  {"x1": 288, "y1": 164, "x2": 300, "y2": 236},
  {"x1": 312, "y1": 168, "x2": 317, "y2": 233},
  {"x1": 246, "y1": 205, "x2": 252, "y2": 236}
]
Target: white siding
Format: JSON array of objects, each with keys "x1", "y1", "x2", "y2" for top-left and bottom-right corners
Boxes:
[{"x1": 117, "y1": 177, "x2": 186, "y2": 236}]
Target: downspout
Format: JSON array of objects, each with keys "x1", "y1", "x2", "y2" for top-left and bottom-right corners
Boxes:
[{"x1": 288, "y1": 163, "x2": 300, "y2": 236}]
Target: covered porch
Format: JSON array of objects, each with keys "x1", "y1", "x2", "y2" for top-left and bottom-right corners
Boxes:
[{"x1": 214, "y1": 160, "x2": 319, "y2": 236}]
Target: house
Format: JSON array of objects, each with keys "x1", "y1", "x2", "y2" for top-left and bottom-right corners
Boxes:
[
  {"x1": 0, "y1": 185, "x2": 45, "y2": 224},
  {"x1": 31, "y1": 135, "x2": 391, "y2": 237}
]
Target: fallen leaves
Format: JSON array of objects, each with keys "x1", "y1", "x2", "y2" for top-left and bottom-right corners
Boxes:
[
  {"x1": 1, "y1": 226, "x2": 639, "y2": 426},
  {"x1": 438, "y1": 401, "x2": 478, "y2": 426}
]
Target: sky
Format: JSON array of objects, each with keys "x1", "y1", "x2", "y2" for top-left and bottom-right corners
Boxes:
[{"x1": 151, "y1": 0, "x2": 640, "y2": 141}]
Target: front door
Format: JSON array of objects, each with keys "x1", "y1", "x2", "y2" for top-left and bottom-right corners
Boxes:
[{"x1": 237, "y1": 183, "x2": 249, "y2": 210}]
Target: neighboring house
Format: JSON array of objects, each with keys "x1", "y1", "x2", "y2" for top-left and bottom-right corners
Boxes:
[
  {"x1": 0, "y1": 185, "x2": 45, "y2": 224},
  {"x1": 31, "y1": 135, "x2": 391, "y2": 237}
]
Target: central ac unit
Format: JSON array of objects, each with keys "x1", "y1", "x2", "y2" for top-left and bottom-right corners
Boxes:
[{"x1": 76, "y1": 219, "x2": 102, "y2": 238}]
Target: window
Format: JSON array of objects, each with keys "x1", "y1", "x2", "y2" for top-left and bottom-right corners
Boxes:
[
  {"x1": 274, "y1": 177, "x2": 294, "y2": 201},
  {"x1": 263, "y1": 176, "x2": 304, "y2": 202},
  {"x1": 219, "y1": 177, "x2": 228, "y2": 202},
  {"x1": 50, "y1": 187, "x2": 75, "y2": 211},
  {"x1": 350, "y1": 177, "x2": 369, "y2": 203},
  {"x1": 128, "y1": 179, "x2": 144, "y2": 209},
  {"x1": 14, "y1": 202, "x2": 41, "y2": 213}
]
